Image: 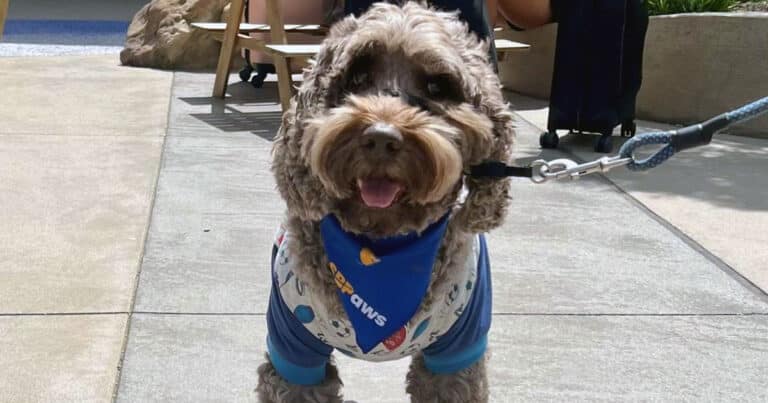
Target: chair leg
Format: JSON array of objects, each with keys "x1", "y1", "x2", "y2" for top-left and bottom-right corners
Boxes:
[
  {"x1": 273, "y1": 56, "x2": 294, "y2": 111},
  {"x1": 265, "y1": 0, "x2": 293, "y2": 111},
  {"x1": 0, "y1": 0, "x2": 9, "y2": 42},
  {"x1": 213, "y1": 0, "x2": 246, "y2": 98}
]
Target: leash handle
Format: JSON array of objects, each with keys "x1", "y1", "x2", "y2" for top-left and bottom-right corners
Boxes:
[
  {"x1": 468, "y1": 96, "x2": 768, "y2": 181},
  {"x1": 727, "y1": 96, "x2": 768, "y2": 123},
  {"x1": 619, "y1": 96, "x2": 768, "y2": 171}
]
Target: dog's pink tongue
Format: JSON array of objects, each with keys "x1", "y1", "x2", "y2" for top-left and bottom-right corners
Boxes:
[{"x1": 358, "y1": 178, "x2": 402, "y2": 208}]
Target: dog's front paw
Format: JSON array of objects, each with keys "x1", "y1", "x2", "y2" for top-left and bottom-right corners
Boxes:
[
  {"x1": 256, "y1": 354, "x2": 344, "y2": 403},
  {"x1": 406, "y1": 353, "x2": 489, "y2": 403}
]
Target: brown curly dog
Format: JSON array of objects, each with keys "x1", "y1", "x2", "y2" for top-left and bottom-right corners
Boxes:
[{"x1": 258, "y1": 2, "x2": 514, "y2": 402}]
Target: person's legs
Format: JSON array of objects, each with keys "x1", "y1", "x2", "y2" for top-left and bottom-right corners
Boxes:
[
  {"x1": 343, "y1": 0, "x2": 377, "y2": 17},
  {"x1": 344, "y1": 0, "x2": 498, "y2": 69},
  {"x1": 436, "y1": 0, "x2": 497, "y2": 70},
  {"x1": 346, "y1": 0, "x2": 491, "y2": 38},
  {"x1": 497, "y1": 0, "x2": 553, "y2": 29},
  {"x1": 434, "y1": 0, "x2": 493, "y2": 40}
]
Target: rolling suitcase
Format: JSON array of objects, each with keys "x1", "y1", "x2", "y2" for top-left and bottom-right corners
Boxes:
[{"x1": 539, "y1": 0, "x2": 649, "y2": 153}]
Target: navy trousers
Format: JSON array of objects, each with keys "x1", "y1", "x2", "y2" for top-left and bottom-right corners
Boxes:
[{"x1": 343, "y1": 0, "x2": 498, "y2": 70}]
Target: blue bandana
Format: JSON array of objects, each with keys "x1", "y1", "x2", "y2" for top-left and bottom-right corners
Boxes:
[{"x1": 319, "y1": 214, "x2": 450, "y2": 353}]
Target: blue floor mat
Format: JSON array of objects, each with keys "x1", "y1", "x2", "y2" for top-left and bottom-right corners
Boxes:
[{"x1": 3, "y1": 20, "x2": 130, "y2": 46}]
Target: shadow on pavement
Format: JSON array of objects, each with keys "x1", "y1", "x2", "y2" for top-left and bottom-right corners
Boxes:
[
  {"x1": 179, "y1": 82, "x2": 283, "y2": 141},
  {"x1": 558, "y1": 127, "x2": 768, "y2": 213}
]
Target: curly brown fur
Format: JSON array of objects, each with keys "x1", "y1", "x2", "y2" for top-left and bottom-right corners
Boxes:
[
  {"x1": 272, "y1": 2, "x2": 514, "y2": 233},
  {"x1": 263, "y1": 2, "x2": 513, "y2": 401},
  {"x1": 257, "y1": 354, "x2": 343, "y2": 403},
  {"x1": 406, "y1": 353, "x2": 489, "y2": 403}
]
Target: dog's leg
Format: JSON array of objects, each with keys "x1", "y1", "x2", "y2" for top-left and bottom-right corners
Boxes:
[
  {"x1": 406, "y1": 353, "x2": 489, "y2": 403},
  {"x1": 256, "y1": 354, "x2": 344, "y2": 403}
]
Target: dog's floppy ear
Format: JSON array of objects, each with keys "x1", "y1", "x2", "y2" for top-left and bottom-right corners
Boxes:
[
  {"x1": 296, "y1": 14, "x2": 358, "y2": 116},
  {"x1": 452, "y1": 68, "x2": 515, "y2": 233},
  {"x1": 425, "y1": 11, "x2": 513, "y2": 233},
  {"x1": 270, "y1": 16, "x2": 358, "y2": 221}
]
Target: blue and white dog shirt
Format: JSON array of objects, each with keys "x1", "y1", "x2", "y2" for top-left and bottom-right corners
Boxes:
[{"x1": 266, "y1": 214, "x2": 492, "y2": 385}]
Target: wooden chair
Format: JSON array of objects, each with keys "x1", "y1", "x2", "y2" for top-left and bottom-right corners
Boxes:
[
  {"x1": 0, "y1": 0, "x2": 9, "y2": 41},
  {"x1": 193, "y1": 0, "x2": 326, "y2": 111},
  {"x1": 195, "y1": 0, "x2": 530, "y2": 112}
]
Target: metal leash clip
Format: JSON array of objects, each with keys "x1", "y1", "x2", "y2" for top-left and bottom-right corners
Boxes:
[
  {"x1": 469, "y1": 97, "x2": 767, "y2": 183},
  {"x1": 530, "y1": 155, "x2": 633, "y2": 183}
]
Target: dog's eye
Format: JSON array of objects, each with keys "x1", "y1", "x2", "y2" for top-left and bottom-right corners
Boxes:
[
  {"x1": 344, "y1": 54, "x2": 376, "y2": 91},
  {"x1": 425, "y1": 75, "x2": 462, "y2": 101},
  {"x1": 427, "y1": 82, "x2": 441, "y2": 96},
  {"x1": 351, "y1": 72, "x2": 369, "y2": 87}
]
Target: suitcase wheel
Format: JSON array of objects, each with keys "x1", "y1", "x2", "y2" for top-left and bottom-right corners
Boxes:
[
  {"x1": 539, "y1": 131, "x2": 559, "y2": 149},
  {"x1": 239, "y1": 66, "x2": 253, "y2": 83},
  {"x1": 251, "y1": 74, "x2": 267, "y2": 88},
  {"x1": 594, "y1": 134, "x2": 613, "y2": 154},
  {"x1": 250, "y1": 64, "x2": 277, "y2": 88},
  {"x1": 621, "y1": 121, "x2": 637, "y2": 138}
]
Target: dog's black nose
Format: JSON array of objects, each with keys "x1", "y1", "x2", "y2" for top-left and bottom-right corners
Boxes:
[{"x1": 360, "y1": 123, "x2": 403, "y2": 155}]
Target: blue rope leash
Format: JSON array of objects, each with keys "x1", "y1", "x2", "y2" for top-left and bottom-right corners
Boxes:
[
  {"x1": 619, "y1": 96, "x2": 768, "y2": 171},
  {"x1": 469, "y1": 96, "x2": 768, "y2": 183}
]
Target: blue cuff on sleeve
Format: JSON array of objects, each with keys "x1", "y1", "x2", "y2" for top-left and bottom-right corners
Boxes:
[
  {"x1": 423, "y1": 334, "x2": 487, "y2": 375},
  {"x1": 422, "y1": 234, "x2": 491, "y2": 375},
  {"x1": 267, "y1": 335, "x2": 327, "y2": 386}
]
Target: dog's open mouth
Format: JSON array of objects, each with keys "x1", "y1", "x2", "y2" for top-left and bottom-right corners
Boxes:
[{"x1": 357, "y1": 178, "x2": 404, "y2": 208}]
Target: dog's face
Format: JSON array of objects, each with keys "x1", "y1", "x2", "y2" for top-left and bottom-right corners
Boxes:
[{"x1": 274, "y1": 2, "x2": 514, "y2": 237}]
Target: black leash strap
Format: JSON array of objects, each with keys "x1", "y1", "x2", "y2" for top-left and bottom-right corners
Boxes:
[{"x1": 469, "y1": 161, "x2": 532, "y2": 179}]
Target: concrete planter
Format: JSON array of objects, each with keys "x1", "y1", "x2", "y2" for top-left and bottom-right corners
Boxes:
[{"x1": 498, "y1": 13, "x2": 768, "y2": 137}]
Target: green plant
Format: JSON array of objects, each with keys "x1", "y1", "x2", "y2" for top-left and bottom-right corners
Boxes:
[{"x1": 645, "y1": 0, "x2": 739, "y2": 15}]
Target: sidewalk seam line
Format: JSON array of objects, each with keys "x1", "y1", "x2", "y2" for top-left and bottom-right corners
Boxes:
[
  {"x1": 509, "y1": 108, "x2": 768, "y2": 304},
  {"x1": 587, "y1": 166, "x2": 768, "y2": 303},
  {"x1": 124, "y1": 312, "x2": 768, "y2": 316},
  {"x1": 110, "y1": 71, "x2": 176, "y2": 403},
  {"x1": 3, "y1": 312, "x2": 766, "y2": 317},
  {"x1": 0, "y1": 133, "x2": 165, "y2": 137},
  {"x1": 0, "y1": 312, "x2": 129, "y2": 316}
]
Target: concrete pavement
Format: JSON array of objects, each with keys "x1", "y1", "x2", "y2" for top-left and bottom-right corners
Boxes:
[
  {"x1": 1, "y1": 55, "x2": 767, "y2": 402},
  {"x1": 507, "y1": 93, "x2": 768, "y2": 293},
  {"x1": 0, "y1": 54, "x2": 172, "y2": 402},
  {"x1": 120, "y1": 72, "x2": 767, "y2": 402}
]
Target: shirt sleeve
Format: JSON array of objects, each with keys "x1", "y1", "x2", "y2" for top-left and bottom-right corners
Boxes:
[
  {"x1": 421, "y1": 234, "x2": 492, "y2": 374},
  {"x1": 266, "y1": 245, "x2": 334, "y2": 386}
]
